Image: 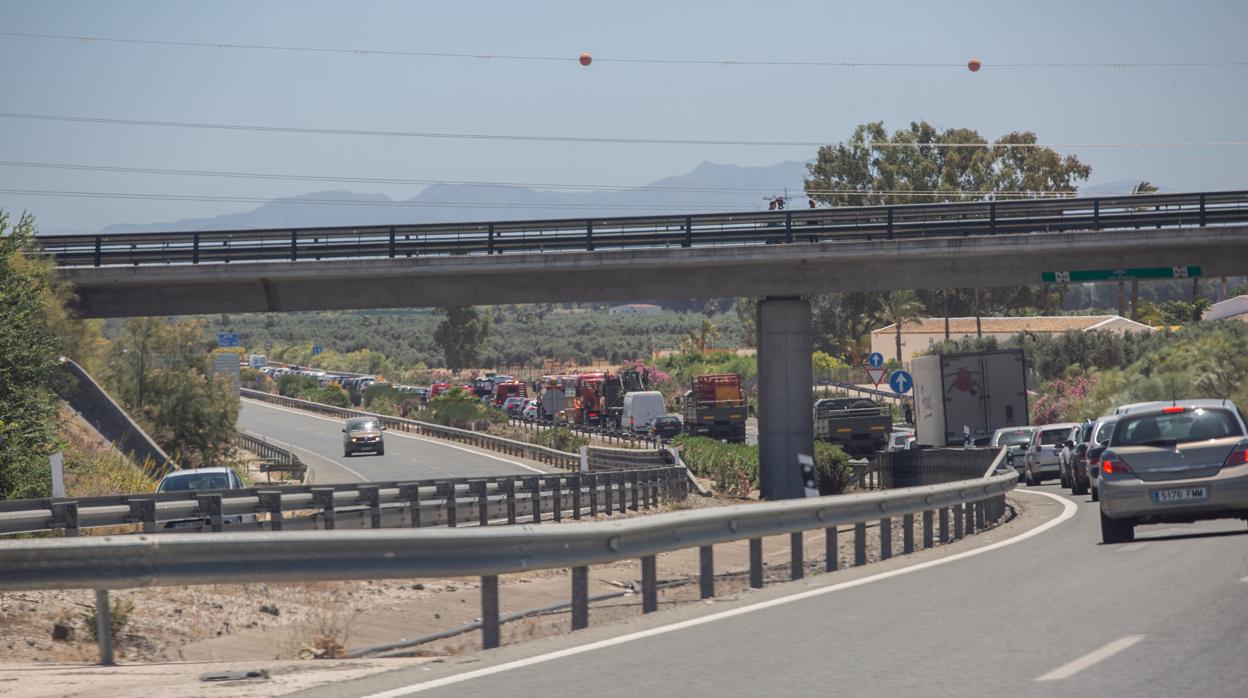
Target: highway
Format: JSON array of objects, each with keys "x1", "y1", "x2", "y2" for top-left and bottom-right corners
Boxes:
[
  {"x1": 301, "y1": 485, "x2": 1248, "y2": 698},
  {"x1": 238, "y1": 399, "x2": 559, "y2": 484}
]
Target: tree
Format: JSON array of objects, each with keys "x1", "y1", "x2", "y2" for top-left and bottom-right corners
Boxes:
[
  {"x1": 433, "y1": 306, "x2": 490, "y2": 371},
  {"x1": 734, "y1": 297, "x2": 758, "y2": 348},
  {"x1": 0, "y1": 212, "x2": 65, "y2": 499},
  {"x1": 690, "y1": 318, "x2": 720, "y2": 352},
  {"x1": 874, "y1": 291, "x2": 925, "y2": 363}
]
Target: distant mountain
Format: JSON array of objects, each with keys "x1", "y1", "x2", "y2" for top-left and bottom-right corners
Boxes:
[{"x1": 101, "y1": 161, "x2": 811, "y2": 234}]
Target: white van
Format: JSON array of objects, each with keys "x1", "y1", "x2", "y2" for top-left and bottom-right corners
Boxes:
[{"x1": 622, "y1": 391, "x2": 666, "y2": 433}]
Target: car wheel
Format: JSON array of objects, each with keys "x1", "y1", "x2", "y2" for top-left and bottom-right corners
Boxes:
[
  {"x1": 1100, "y1": 510, "x2": 1134, "y2": 544},
  {"x1": 376, "y1": 447, "x2": 385, "y2": 456},
  {"x1": 1059, "y1": 469, "x2": 1069, "y2": 489},
  {"x1": 344, "y1": 450, "x2": 352, "y2": 458},
  {"x1": 1025, "y1": 467, "x2": 1036, "y2": 487},
  {"x1": 1091, "y1": 485, "x2": 1099, "y2": 502},
  {"x1": 1073, "y1": 478, "x2": 1087, "y2": 496}
]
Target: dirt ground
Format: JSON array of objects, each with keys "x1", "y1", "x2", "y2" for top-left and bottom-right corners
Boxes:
[{"x1": 0, "y1": 489, "x2": 1016, "y2": 667}]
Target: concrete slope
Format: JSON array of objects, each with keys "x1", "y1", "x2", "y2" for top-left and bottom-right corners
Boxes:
[
  {"x1": 56, "y1": 358, "x2": 174, "y2": 475},
  {"x1": 310, "y1": 486, "x2": 1248, "y2": 698},
  {"x1": 238, "y1": 399, "x2": 560, "y2": 484}
]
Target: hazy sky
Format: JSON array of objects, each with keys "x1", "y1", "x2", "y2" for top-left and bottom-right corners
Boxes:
[{"x1": 1, "y1": 0, "x2": 1245, "y2": 232}]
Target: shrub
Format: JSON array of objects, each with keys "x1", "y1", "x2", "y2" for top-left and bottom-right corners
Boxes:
[
  {"x1": 423, "y1": 387, "x2": 505, "y2": 430},
  {"x1": 813, "y1": 442, "x2": 852, "y2": 495},
  {"x1": 308, "y1": 386, "x2": 351, "y2": 408},
  {"x1": 671, "y1": 435, "x2": 759, "y2": 496},
  {"x1": 278, "y1": 374, "x2": 319, "y2": 398},
  {"x1": 81, "y1": 597, "x2": 134, "y2": 643}
]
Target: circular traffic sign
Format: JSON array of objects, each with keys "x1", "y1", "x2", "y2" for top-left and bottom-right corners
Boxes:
[
  {"x1": 867, "y1": 352, "x2": 885, "y2": 368},
  {"x1": 889, "y1": 370, "x2": 913, "y2": 395}
]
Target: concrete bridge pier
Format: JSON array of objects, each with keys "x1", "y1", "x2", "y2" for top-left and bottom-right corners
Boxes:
[{"x1": 756, "y1": 296, "x2": 814, "y2": 500}]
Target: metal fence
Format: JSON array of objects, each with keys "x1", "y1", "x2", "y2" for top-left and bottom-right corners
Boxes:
[
  {"x1": 875, "y1": 448, "x2": 1002, "y2": 488},
  {"x1": 37, "y1": 190, "x2": 1248, "y2": 267},
  {"x1": 0, "y1": 467, "x2": 688, "y2": 537},
  {"x1": 507, "y1": 415, "x2": 663, "y2": 449},
  {"x1": 0, "y1": 457, "x2": 1013, "y2": 664},
  {"x1": 234, "y1": 431, "x2": 307, "y2": 483}
]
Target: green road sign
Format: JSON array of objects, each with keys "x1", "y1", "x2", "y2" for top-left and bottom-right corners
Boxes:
[{"x1": 1042, "y1": 266, "x2": 1201, "y2": 283}]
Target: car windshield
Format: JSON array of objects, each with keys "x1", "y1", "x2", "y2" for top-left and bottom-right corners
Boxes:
[
  {"x1": 1114, "y1": 408, "x2": 1243, "y2": 446},
  {"x1": 347, "y1": 420, "x2": 379, "y2": 432},
  {"x1": 995, "y1": 431, "x2": 1032, "y2": 446},
  {"x1": 158, "y1": 473, "x2": 231, "y2": 492},
  {"x1": 1039, "y1": 429, "x2": 1071, "y2": 445}
]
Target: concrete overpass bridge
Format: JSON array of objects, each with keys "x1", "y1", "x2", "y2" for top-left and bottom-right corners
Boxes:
[{"x1": 37, "y1": 190, "x2": 1248, "y2": 498}]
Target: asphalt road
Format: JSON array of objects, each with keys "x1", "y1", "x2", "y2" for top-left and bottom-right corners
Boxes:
[
  {"x1": 238, "y1": 399, "x2": 559, "y2": 484},
  {"x1": 302, "y1": 485, "x2": 1248, "y2": 698}
]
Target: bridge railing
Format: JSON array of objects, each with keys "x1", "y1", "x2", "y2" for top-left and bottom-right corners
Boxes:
[
  {"x1": 0, "y1": 460, "x2": 1014, "y2": 664},
  {"x1": 37, "y1": 189, "x2": 1248, "y2": 267}
]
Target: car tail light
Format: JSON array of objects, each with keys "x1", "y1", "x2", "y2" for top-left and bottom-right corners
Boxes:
[
  {"x1": 1162, "y1": 406, "x2": 1187, "y2": 414},
  {"x1": 1100, "y1": 451, "x2": 1133, "y2": 477},
  {"x1": 1223, "y1": 442, "x2": 1248, "y2": 466}
]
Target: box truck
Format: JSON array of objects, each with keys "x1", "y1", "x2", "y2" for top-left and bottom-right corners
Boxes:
[{"x1": 911, "y1": 349, "x2": 1029, "y2": 447}]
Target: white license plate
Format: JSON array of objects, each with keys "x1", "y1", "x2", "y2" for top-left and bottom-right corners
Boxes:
[
  {"x1": 1151, "y1": 487, "x2": 1208, "y2": 504},
  {"x1": 168, "y1": 520, "x2": 202, "y2": 529}
]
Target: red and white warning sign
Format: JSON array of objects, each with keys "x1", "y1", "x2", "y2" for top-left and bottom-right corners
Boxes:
[{"x1": 866, "y1": 367, "x2": 888, "y2": 387}]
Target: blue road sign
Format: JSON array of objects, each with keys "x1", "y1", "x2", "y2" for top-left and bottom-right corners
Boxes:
[
  {"x1": 217, "y1": 332, "x2": 239, "y2": 348},
  {"x1": 867, "y1": 352, "x2": 885, "y2": 368},
  {"x1": 311, "y1": 345, "x2": 323, "y2": 356},
  {"x1": 889, "y1": 370, "x2": 913, "y2": 395}
]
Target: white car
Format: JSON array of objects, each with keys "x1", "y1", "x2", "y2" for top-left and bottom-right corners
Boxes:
[
  {"x1": 155, "y1": 467, "x2": 255, "y2": 530},
  {"x1": 520, "y1": 398, "x2": 540, "y2": 421},
  {"x1": 885, "y1": 430, "x2": 916, "y2": 452}
]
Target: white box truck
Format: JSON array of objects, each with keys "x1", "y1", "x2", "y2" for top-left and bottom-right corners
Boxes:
[
  {"x1": 622, "y1": 391, "x2": 666, "y2": 434},
  {"x1": 912, "y1": 349, "x2": 1029, "y2": 447}
]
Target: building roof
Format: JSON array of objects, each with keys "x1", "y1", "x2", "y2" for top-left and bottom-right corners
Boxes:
[{"x1": 872, "y1": 315, "x2": 1152, "y2": 335}]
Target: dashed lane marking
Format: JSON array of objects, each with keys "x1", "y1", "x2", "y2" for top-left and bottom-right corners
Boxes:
[{"x1": 1036, "y1": 635, "x2": 1145, "y2": 681}]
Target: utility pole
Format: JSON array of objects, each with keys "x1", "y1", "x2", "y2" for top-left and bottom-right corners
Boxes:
[
  {"x1": 943, "y1": 290, "x2": 951, "y2": 341},
  {"x1": 975, "y1": 288, "x2": 982, "y2": 337},
  {"x1": 1130, "y1": 279, "x2": 1139, "y2": 321}
]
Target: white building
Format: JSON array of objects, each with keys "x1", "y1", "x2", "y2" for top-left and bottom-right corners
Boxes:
[{"x1": 871, "y1": 315, "x2": 1155, "y2": 363}]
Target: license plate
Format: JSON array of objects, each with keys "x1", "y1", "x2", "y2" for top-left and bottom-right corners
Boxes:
[
  {"x1": 169, "y1": 520, "x2": 202, "y2": 529},
  {"x1": 1151, "y1": 487, "x2": 1208, "y2": 504}
]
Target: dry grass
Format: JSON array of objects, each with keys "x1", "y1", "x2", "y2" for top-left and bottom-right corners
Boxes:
[{"x1": 58, "y1": 405, "x2": 158, "y2": 498}]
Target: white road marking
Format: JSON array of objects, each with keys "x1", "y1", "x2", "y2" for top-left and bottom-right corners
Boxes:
[
  {"x1": 287, "y1": 443, "x2": 370, "y2": 483},
  {"x1": 1240, "y1": 575, "x2": 1248, "y2": 583},
  {"x1": 1116, "y1": 542, "x2": 1150, "y2": 552},
  {"x1": 360, "y1": 489, "x2": 1078, "y2": 697},
  {"x1": 1036, "y1": 635, "x2": 1145, "y2": 682},
  {"x1": 242, "y1": 399, "x2": 549, "y2": 474}
]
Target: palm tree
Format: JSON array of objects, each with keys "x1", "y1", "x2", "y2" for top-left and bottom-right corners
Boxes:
[
  {"x1": 874, "y1": 291, "x2": 925, "y2": 363},
  {"x1": 691, "y1": 318, "x2": 720, "y2": 352},
  {"x1": 1131, "y1": 180, "x2": 1159, "y2": 195}
]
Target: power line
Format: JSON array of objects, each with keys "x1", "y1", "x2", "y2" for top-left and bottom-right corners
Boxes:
[
  {"x1": 3, "y1": 112, "x2": 1245, "y2": 148},
  {"x1": 0, "y1": 159, "x2": 1081, "y2": 198},
  {"x1": 3, "y1": 31, "x2": 1245, "y2": 70}
]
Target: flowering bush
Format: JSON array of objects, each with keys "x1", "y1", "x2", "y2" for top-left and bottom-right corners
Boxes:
[{"x1": 1031, "y1": 375, "x2": 1098, "y2": 424}]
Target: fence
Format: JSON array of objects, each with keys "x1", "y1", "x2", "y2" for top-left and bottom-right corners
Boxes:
[
  {"x1": 233, "y1": 431, "x2": 307, "y2": 483},
  {"x1": 586, "y1": 445, "x2": 674, "y2": 472},
  {"x1": 875, "y1": 448, "x2": 1003, "y2": 489},
  {"x1": 0, "y1": 467, "x2": 688, "y2": 537},
  {"x1": 0, "y1": 456, "x2": 1012, "y2": 664},
  {"x1": 507, "y1": 415, "x2": 663, "y2": 449}
]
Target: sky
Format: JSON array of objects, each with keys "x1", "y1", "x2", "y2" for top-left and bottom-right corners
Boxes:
[{"x1": 1, "y1": 0, "x2": 1245, "y2": 233}]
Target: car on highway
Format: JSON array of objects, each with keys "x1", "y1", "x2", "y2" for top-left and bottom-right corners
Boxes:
[
  {"x1": 502, "y1": 396, "x2": 527, "y2": 416},
  {"x1": 155, "y1": 467, "x2": 254, "y2": 529},
  {"x1": 342, "y1": 417, "x2": 385, "y2": 457},
  {"x1": 1070, "y1": 416, "x2": 1118, "y2": 499},
  {"x1": 520, "y1": 398, "x2": 540, "y2": 421},
  {"x1": 1099, "y1": 401, "x2": 1248, "y2": 543},
  {"x1": 649, "y1": 414, "x2": 683, "y2": 439},
  {"x1": 885, "y1": 429, "x2": 916, "y2": 452},
  {"x1": 1024, "y1": 423, "x2": 1080, "y2": 486},
  {"x1": 991, "y1": 426, "x2": 1036, "y2": 480}
]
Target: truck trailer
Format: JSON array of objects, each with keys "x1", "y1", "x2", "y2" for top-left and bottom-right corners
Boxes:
[{"x1": 911, "y1": 349, "x2": 1029, "y2": 448}]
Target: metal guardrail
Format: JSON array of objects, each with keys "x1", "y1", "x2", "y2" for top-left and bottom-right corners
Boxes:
[
  {"x1": 35, "y1": 190, "x2": 1248, "y2": 268},
  {"x1": 0, "y1": 466, "x2": 688, "y2": 536},
  {"x1": 0, "y1": 459, "x2": 1015, "y2": 663},
  {"x1": 242, "y1": 389, "x2": 587, "y2": 469},
  {"x1": 507, "y1": 415, "x2": 663, "y2": 449},
  {"x1": 586, "y1": 445, "x2": 673, "y2": 472},
  {"x1": 234, "y1": 431, "x2": 307, "y2": 482}
]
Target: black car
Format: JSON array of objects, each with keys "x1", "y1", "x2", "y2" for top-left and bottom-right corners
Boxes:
[
  {"x1": 342, "y1": 417, "x2": 385, "y2": 457},
  {"x1": 650, "y1": 414, "x2": 683, "y2": 439}
]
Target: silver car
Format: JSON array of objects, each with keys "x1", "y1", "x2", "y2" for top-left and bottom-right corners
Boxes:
[
  {"x1": 991, "y1": 426, "x2": 1036, "y2": 481},
  {"x1": 1025, "y1": 423, "x2": 1081, "y2": 486},
  {"x1": 1082, "y1": 415, "x2": 1119, "y2": 501},
  {"x1": 1099, "y1": 401, "x2": 1248, "y2": 543}
]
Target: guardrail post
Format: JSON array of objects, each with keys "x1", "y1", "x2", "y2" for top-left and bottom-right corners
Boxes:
[
  {"x1": 641, "y1": 556, "x2": 658, "y2": 613},
  {"x1": 749, "y1": 538, "x2": 764, "y2": 589},
  {"x1": 357, "y1": 485, "x2": 382, "y2": 529},
  {"x1": 618, "y1": 473, "x2": 629, "y2": 513},
  {"x1": 790, "y1": 532, "x2": 804, "y2": 580},
  {"x1": 854, "y1": 521, "x2": 867, "y2": 566},
  {"x1": 547, "y1": 477, "x2": 563, "y2": 523},
  {"x1": 1199, "y1": 193, "x2": 1207, "y2": 226},
  {"x1": 311, "y1": 488, "x2": 336, "y2": 529},
  {"x1": 94, "y1": 589, "x2": 115, "y2": 665},
  {"x1": 256, "y1": 491, "x2": 281, "y2": 532},
  {"x1": 1093, "y1": 199, "x2": 1100, "y2": 230},
  {"x1": 501, "y1": 479, "x2": 517, "y2": 524},
  {"x1": 923, "y1": 510, "x2": 934, "y2": 549},
  {"x1": 975, "y1": 500, "x2": 986, "y2": 530},
  {"x1": 197, "y1": 494, "x2": 224, "y2": 531},
  {"x1": 129, "y1": 498, "x2": 157, "y2": 533},
  {"x1": 588, "y1": 474, "x2": 598, "y2": 516},
  {"x1": 290, "y1": 230, "x2": 298, "y2": 261},
  {"x1": 439, "y1": 482, "x2": 457, "y2": 527},
  {"x1": 886, "y1": 207, "x2": 894, "y2": 239},
  {"x1": 967, "y1": 501, "x2": 977, "y2": 534},
  {"x1": 481, "y1": 575, "x2": 500, "y2": 650},
  {"x1": 953, "y1": 503, "x2": 964, "y2": 539},
  {"x1": 585, "y1": 220, "x2": 594, "y2": 251},
  {"x1": 903, "y1": 513, "x2": 914, "y2": 554},
  {"x1": 568, "y1": 475, "x2": 582, "y2": 519},
  {"x1": 525, "y1": 477, "x2": 541, "y2": 524},
  {"x1": 603, "y1": 473, "x2": 614, "y2": 514},
  {"x1": 784, "y1": 211, "x2": 793, "y2": 243},
  {"x1": 879, "y1": 517, "x2": 892, "y2": 560},
  {"x1": 629, "y1": 471, "x2": 640, "y2": 511},
  {"x1": 989, "y1": 202, "x2": 997, "y2": 235},
  {"x1": 699, "y1": 545, "x2": 715, "y2": 598},
  {"x1": 940, "y1": 507, "x2": 950, "y2": 543},
  {"x1": 192, "y1": 232, "x2": 200, "y2": 263},
  {"x1": 470, "y1": 480, "x2": 489, "y2": 526},
  {"x1": 825, "y1": 524, "x2": 838, "y2": 572},
  {"x1": 683, "y1": 216, "x2": 692, "y2": 248},
  {"x1": 399, "y1": 483, "x2": 421, "y2": 528},
  {"x1": 93, "y1": 236, "x2": 102, "y2": 267},
  {"x1": 51, "y1": 501, "x2": 80, "y2": 537},
  {"x1": 571, "y1": 566, "x2": 589, "y2": 631}
]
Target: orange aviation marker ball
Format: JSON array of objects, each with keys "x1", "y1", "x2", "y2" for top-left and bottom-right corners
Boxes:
[
  {"x1": 967, "y1": 57, "x2": 982, "y2": 72},
  {"x1": 580, "y1": 52, "x2": 592, "y2": 66}
]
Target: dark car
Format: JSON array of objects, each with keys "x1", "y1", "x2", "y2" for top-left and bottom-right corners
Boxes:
[
  {"x1": 343, "y1": 417, "x2": 385, "y2": 457},
  {"x1": 650, "y1": 414, "x2": 683, "y2": 439}
]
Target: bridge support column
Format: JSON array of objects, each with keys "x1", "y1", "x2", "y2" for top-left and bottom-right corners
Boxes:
[{"x1": 756, "y1": 296, "x2": 813, "y2": 500}]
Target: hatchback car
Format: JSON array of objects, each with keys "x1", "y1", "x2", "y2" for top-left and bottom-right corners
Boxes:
[
  {"x1": 1099, "y1": 401, "x2": 1248, "y2": 543},
  {"x1": 520, "y1": 398, "x2": 540, "y2": 421},
  {"x1": 1025, "y1": 423, "x2": 1081, "y2": 486},
  {"x1": 342, "y1": 417, "x2": 385, "y2": 457},
  {"x1": 649, "y1": 414, "x2": 683, "y2": 439},
  {"x1": 502, "y1": 396, "x2": 527, "y2": 415},
  {"x1": 155, "y1": 467, "x2": 253, "y2": 529}
]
